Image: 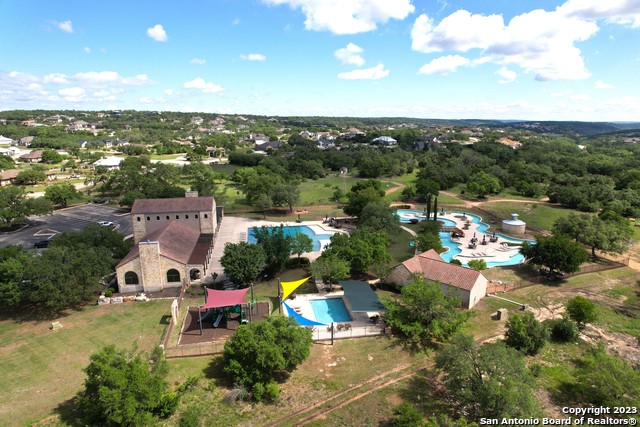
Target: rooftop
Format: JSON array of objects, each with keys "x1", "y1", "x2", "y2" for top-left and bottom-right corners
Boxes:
[{"x1": 131, "y1": 196, "x2": 215, "y2": 214}]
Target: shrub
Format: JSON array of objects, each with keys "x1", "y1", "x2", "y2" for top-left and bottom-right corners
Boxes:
[
  {"x1": 550, "y1": 317, "x2": 580, "y2": 342},
  {"x1": 504, "y1": 311, "x2": 549, "y2": 355},
  {"x1": 179, "y1": 405, "x2": 202, "y2": 427},
  {"x1": 467, "y1": 259, "x2": 487, "y2": 271},
  {"x1": 103, "y1": 289, "x2": 113, "y2": 297},
  {"x1": 566, "y1": 296, "x2": 597, "y2": 327},
  {"x1": 391, "y1": 402, "x2": 424, "y2": 427}
]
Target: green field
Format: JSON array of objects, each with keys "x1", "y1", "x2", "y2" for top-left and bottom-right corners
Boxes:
[
  {"x1": 478, "y1": 201, "x2": 582, "y2": 231},
  {"x1": 0, "y1": 301, "x2": 171, "y2": 426}
]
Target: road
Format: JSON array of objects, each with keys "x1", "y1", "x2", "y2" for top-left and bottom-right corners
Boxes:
[{"x1": 0, "y1": 204, "x2": 132, "y2": 249}]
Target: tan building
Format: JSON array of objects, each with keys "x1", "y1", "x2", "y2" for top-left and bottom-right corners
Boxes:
[
  {"x1": 387, "y1": 250, "x2": 488, "y2": 309},
  {"x1": 116, "y1": 193, "x2": 219, "y2": 293}
]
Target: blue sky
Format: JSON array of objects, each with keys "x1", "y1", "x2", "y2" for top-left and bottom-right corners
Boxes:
[{"x1": 1, "y1": 0, "x2": 639, "y2": 121}]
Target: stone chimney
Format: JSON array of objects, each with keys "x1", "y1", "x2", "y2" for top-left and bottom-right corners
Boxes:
[{"x1": 185, "y1": 190, "x2": 198, "y2": 198}]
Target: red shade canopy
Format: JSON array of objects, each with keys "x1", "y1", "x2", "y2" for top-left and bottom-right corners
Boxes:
[{"x1": 202, "y1": 288, "x2": 249, "y2": 309}]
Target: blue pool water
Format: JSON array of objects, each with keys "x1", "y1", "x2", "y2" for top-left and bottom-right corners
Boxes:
[
  {"x1": 247, "y1": 225, "x2": 334, "y2": 251},
  {"x1": 397, "y1": 209, "x2": 531, "y2": 268},
  {"x1": 310, "y1": 298, "x2": 352, "y2": 324}
]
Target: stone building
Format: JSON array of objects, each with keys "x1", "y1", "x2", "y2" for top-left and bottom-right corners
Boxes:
[
  {"x1": 387, "y1": 249, "x2": 488, "y2": 309},
  {"x1": 115, "y1": 192, "x2": 218, "y2": 293}
]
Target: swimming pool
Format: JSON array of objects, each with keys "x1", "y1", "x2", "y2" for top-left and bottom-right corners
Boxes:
[
  {"x1": 247, "y1": 225, "x2": 335, "y2": 251},
  {"x1": 396, "y1": 209, "x2": 531, "y2": 268},
  {"x1": 310, "y1": 298, "x2": 352, "y2": 324}
]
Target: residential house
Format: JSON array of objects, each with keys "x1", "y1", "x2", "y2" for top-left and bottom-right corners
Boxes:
[
  {"x1": 497, "y1": 137, "x2": 522, "y2": 149},
  {"x1": 317, "y1": 138, "x2": 335, "y2": 150},
  {"x1": 0, "y1": 147, "x2": 16, "y2": 157},
  {"x1": 115, "y1": 192, "x2": 219, "y2": 293},
  {"x1": 19, "y1": 150, "x2": 43, "y2": 163},
  {"x1": 0, "y1": 169, "x2": 21, "y2": 186},
  {"x1": 76, "y1": 139, "x2": 90, "y2": 149},
  {"x1": 0, "y1": 135, "x2": 14, "y2": 146},
  {"x1": 254, "y1": 141, "x2": 281, "y2": 152},
  {"x1": 387, "y1": 249, "x2": 488, "y2": 309},
  {"x1": 45, "y1": 171, "x2": 57, "y2": 182},
  {"x1": 372, "y1": 136, "x2": 397, "y2": 146},
  {"x1": 191, "y1": 116, "x2": 204, "y2": 125},
  {"x1": 70, "y1": 120, "x2": 89, "y2": 131},
  {"x1": 18, "y1": 136, "x2": 34, "y2": 147},
  {"x1": 205, "y1": 146, "x2": 226, "y2": 157},
  {"x1": 93, "y1": 156, "x2": 124, "y2": 170}
]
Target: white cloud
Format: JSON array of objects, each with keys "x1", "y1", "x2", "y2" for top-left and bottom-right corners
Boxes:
[
  {"x1": 497, "y1": 67, "x2": 517, "y2": 84},
  {"x1": 164, "y1": 89, "x2": 174, "y2": 96},
  {"x1": 410, "y1": 6, "x2": 599, "y2": 81},
  {"x1": 262, "y1": 0, "x2": 415, "y2": 34},
  {"x1": 43, "y1": 73, "x2": 69, "y2": 84},
  {"x1": 190, "y1": 58, "x2": 206, "y2": 65},
  {"x1": 139, "y1": 97, "x2": 155, "y2": 104},
  {"x1": 83, "y1": 47, "x2": 91, "y2": 54},
  {"x1": 183, "y1": 77, "x2": 224, "y2": 93},
  {"x1": 418, "y1": 55, "x2": 470, "y2": 75},
  {"x1": 595, "y1": 80, "x2": 615, "y2": 89},
  {"x1": 56, "y1": 20, "x2": 74, "y2": 33},
  {"x1": 58, "y1": 87, "x2": 86, "y2": 101},
  {"x1": 558, "y1": 0, "x2": 640, "y2": 28},
  {"x1": 147, "y1": 24, "x2": 168, "y2": 42},
  {"x1": 337, "y1": 64, "x2": 389, "y2": 80},
  {"x1": 570, "y1": 94, "x2": 590, "y2": 101},
  {"x1": 240, "y1": 53, "x2": 266, "y2": 62},
  {"x1": 334, "y1": 43, "x2": 365, "y2": 66}
]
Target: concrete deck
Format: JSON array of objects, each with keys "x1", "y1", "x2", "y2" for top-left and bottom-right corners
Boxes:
[
  {"x1": 204, "y1": 217, "x2": 344, "y2": 284},
  {"x1": 438, "y1": 212, "x2": 525, "y2": 264}
]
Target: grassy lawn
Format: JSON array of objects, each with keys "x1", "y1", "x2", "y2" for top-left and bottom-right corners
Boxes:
[
  {"x1": 159, "y1": 336, "x2": 424, "y2": 427},
  {"x1": 389, "y1": 228, "x2": 416, "y2": 264},
  {"x1": 448, "y1": 184, "x2": 544, "y2": 202},
  {"x1": 0, "y1": 301, "x2": 172, "y2": 426},
  {"x1": 298, "y1": 175, "x2": 363, "y2": 206},
  {"x1": 149, "y1": 153, "x2": 184, "y2": 160},
  {"x1": 211, "y1": 163, "x2": 239, "y2": 175},
  {"x1": 478, "y1": 201, "x2": 582, "y2": 231}
]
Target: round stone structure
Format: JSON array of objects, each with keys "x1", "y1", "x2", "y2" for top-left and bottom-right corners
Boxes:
[{"x1": 502, "y1": 213, "x2": 526, "y2": 234}]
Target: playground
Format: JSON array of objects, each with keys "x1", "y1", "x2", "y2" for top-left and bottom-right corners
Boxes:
[{"x1": 179, "y1": 287, "x2": 270, "y2": 345}]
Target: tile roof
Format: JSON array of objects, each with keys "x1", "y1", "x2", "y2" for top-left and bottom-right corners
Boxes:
[
  {"x1": 19, "y1": 150, "x2": 43, "y2": 159},
  {"x1": 131, "y1": 196, "x2": 215, "y2": 214},
  {"x1": 0, "y1": 169, "x2": 21, "y2": 180},
  {"x1": 397, "y1": 249, "x2": 483, "y2": 291},
  {"x1": 116, "y1": 221, "x2": 202, "y2": 268}
]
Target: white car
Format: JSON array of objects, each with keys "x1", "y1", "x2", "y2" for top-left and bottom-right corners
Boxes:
[{"x1": 97, "y1": 221, "x2": 114, "y2": 227}]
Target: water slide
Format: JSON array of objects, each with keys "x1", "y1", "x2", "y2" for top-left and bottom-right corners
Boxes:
[
  {"x1": 199, "y1": 309, "x2": 213, "y2": 323},
  {"x1": 213, "y1": 310, "x2": 224, "y2": 328}
]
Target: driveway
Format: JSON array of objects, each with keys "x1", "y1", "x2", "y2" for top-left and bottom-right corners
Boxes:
[{"x1": 0, "y1": 204, "x2": 132, "y2": 249}]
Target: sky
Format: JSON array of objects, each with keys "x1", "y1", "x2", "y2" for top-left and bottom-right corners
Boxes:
[{"x1": 1, "y1": 0, "x2": 639, "y2": 121}]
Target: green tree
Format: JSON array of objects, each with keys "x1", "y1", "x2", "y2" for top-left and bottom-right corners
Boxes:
[
  {"x1": 51, "y1": 223, "x2": 132, "y2": 260},
  {"x1": 44, "y1": 182, "x2": 80, "y2": 207},
  {"x1": 565, "y1": 295, "x2": 597, "y2": 327},
  {"x1": 14, "y1": 168, "x2": 46, "y2": 185},
  {"x1": 570, "y1": 344, "x2": 640, "y2": 410},
  {"x1": 549, "y1": 317, "x2": 580, "y2": 342},
  {"x1": 251, "y1": 225, "x2": 292, "y2": 274},
  {"x1": 415, "y1": 178, "x2": 439, "y2": 219},
  {"x1": 223, "y1": 316, "x2": 313, "y2": 401},
  {"x1": 323, "y1": 228, "x2": 391, "y2": 274},
  {"x1": 220, "y1": 242, "x2": 266, "y2": 286},
  {"x1": 290, "y1": 232, "x2": 313, "y2": 259},
  {"x1": 0, "y1": 245, "x2": 30, "y2": 307},
  {"x1": 22, "y1": 244, "x2": 113, "y2": 313},
  {"x1": 358, "y1": 202, "x2": 400, "y2": 234},
  {"x1": 382, "y1": 277, "x2": 472, "y2": 350},
  {"x1": 466, "y1": 171, "x2": 502, "y2": 198},
  {"x1": 504, "y1": 311, "x2": 549, "y2": 355},
  {"x1": 467, "y1": 259, "x2": 487, "y2": 271},
  {"x1": 414, "y1": 232, "x2": 444, "y2": 253},
  {"x1": 270, "y1": 183, "x2": 300, "y2": 213},
  {"x1": 0, "y1": 186, "x2": 52, "y2": 229},
  {"x1": 553, "y1": 213, "x2": 633, "y2": 258},
  {"x1": 253, "y1": 193, "x2": 273, "y2": 219},
  {"x1": 74, "y1": 345, "x2": 176, "y2": 426},
  {"x1": 311, "y1": 253, "x2": 350, "y2": 290},
  {"x1": 41, "y1": 149, "x2": 63, "y2": 164},
  {"x1": 435, "y1": 335, "x2": 539, "y2": 421},
  {"x1": 520, "y1": 234, "x2": 589, "y2": 275},
  {"x1": 343, "y1": 179, "x2": 385, "y2": 218}
]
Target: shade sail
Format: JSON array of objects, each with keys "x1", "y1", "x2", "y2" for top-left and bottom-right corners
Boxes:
[
  {"x1": 339, "y1": 281, "x2": 387, "y2": 313},
  {"x1": 281, "y1": 276, "x2": 311, "y2": 300},
  {"x1": 283, "y1": 301, "x2": 326, "y2": 326},
  {"x1": 202, "y1": 288, "x2": 249, "y2": 309}
]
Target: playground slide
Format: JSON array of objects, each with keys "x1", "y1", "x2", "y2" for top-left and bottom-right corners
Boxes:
[
  {"x1": 213, "y1": 310, "x2": 224, "y2": 328},
  {"x1": 199, "y1": 309, "x2": 213, "y2": 323}
]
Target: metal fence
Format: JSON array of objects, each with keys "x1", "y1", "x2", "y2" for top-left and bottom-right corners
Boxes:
[
  {"x1": 311, "y1": 323, "x2": 389, "y2": 342},
  {"x1": 164, "y1": 341, "x2": 226, "y2": 358}
]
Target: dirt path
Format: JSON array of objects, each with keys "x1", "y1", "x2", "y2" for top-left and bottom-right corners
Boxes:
[
  {"x1": 439, "y1": 191, "x2": 550, "y2": 209},
  {"x1": 383, "y1": 180, "x2": 405, "y2": 195},
  {"x1": 264, "y1": 362, "x2": 421, "y2": 427}
]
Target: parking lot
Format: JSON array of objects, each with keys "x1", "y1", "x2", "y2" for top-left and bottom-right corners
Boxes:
[{"x1": 0, "y1": 204, "x2": 133, "y2": 249}]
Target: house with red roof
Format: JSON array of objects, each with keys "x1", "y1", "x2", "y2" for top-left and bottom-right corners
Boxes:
[
  {"x1": 387, "y1": 250, "x2": 487, "y2": 309},
  {"x1": 115, "y1": 191, "x2": 220, "y2": 293}
]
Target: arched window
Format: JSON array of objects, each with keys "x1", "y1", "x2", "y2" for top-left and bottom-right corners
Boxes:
[
  {"x1": 166, "y1": 269, "x2": 180, "y2": 282},
  {"x1": 124, "y1": 271, "x2": 139, "y2": 285}
]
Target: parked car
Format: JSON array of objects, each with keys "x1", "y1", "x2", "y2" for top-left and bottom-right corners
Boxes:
[
  {"x1": 97, "y1": 220, "x2": 114, "y2": 227},
  {"x1": 92, "y1": 198, "x2": 107, "y2": 204},
  {"x1": 69, "y1": 174, "x2": 80, "y2": 179}
]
